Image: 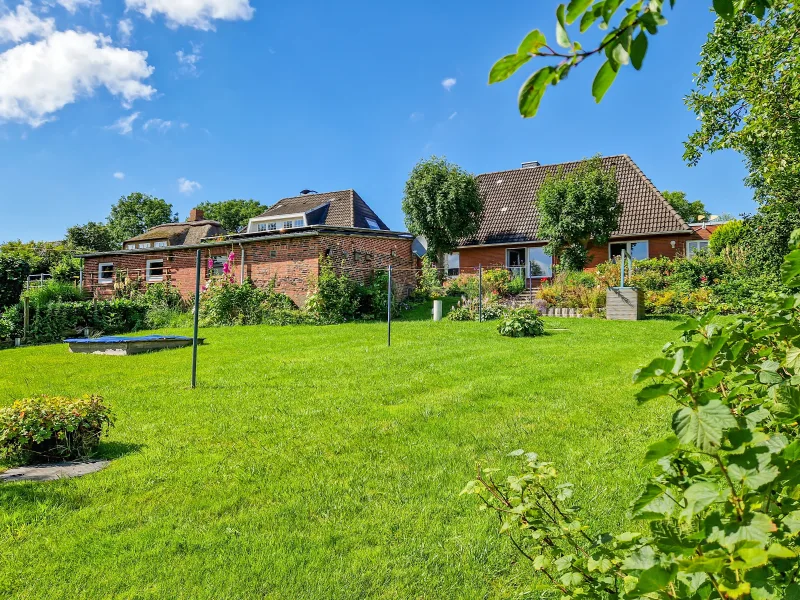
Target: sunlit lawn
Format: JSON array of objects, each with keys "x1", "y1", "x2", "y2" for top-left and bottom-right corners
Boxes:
[{"x1": 0, "y1": 311, "x2": 678, "y2": 599}]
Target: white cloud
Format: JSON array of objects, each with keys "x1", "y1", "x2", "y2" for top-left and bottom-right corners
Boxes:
[
  {"x1": 409, "y1": 112, "x2": 423, "y2": 122},
  {"x1": 113, "y1": 171, "x2": 125, "y2": 179},
  {"x1": 117, "y1": 18, "x2": 133, "y2": 45},
  {"x1": 107, "y1": 111, "x2": 140, "y2": 134},
  {"x1": 176, "y1": 43, "x2": 201, "y2": 76},
  {"x1": 125, "y1": 0, "x2": 254, "y2": 31},
  {"x1": 0, "y1": 3, "x2": 55, "y2": 44},
  {"x1": 54, "y1": 0, "x2": 98, "y2": 13},
  {"x1": 143, "y1": 117, "x2": 172, "y2": 133},
  {"x1": 0, "y1": 31, "x2": 155, "y2": 127},
  {"x1": 448, "y1": 111, "x2": 458, "y2": 120},
  {"x1": 178, "y1": 177, "x2": 201, "y2": 194},
  {"x1": 442, "y1": 77, "x2": 456, "y2": 91}
]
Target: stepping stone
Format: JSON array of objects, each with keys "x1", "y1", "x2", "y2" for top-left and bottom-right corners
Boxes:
[{"x1": 0, "y1": 460, "x2": 109, "y2": 483}]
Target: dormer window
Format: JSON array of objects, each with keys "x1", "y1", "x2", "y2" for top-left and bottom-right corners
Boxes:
[
  {"x1": 284, "y1": 220, "x2": 293, "y2": 229},
  {"x1": 365, "y1": 217, "x2": 380, "y2": 230},
  {"x1": 154, "y1": 241, "x2": 167, "y2": 248},
  {"x1": 294, "y1": 218, "x2": 304, "y2": 228},
  {"x1": 268, "y1": 222, "x2": 277, "y2": 231},
  {"x1": 257, "y1": 223, "x2": 267, "y2": 232}
]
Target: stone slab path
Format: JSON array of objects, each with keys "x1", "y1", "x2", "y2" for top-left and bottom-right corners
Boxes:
[{"x1": 0, "y1": 460, "x2": 109, "y2": 483}]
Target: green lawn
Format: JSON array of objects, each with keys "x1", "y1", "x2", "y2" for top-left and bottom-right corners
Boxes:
[{"x1": 0, "y1": 314, "x2": 679, "y2": 599}]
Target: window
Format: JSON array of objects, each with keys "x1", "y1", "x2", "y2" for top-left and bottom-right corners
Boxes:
[
  {"x1": 269, "y1": 250, "x2": 277, "y2": 258},
  {"x1": 137, "y1": 242, "x2": 151, "y2": 249},
  {"x1": 528, "y1": 247, "x2": 552, "y2": 278},
  {"x1": 268, "y1": 222, "x2": 277, "y2": 231},
  {"x1": 154, "y1": 241, "x2": 167, "y2": 248},
  {"x1": 98, "y1": 263, "x2": 114, "y2": 284},
  {"x1": 146, "y1": 259, "x2": 164, "y2": 282},
  {"x1": 610, "y1": 241, "x2": 649, "y2": 261},
  {"x1": 506, "y1": 248, "x2": 526, "y2": 279},
  {"x1": 294, "y1": 218, "x2": 304, "y2": 228},
  {"x1": 210, "y1": 256, "x2": 226, "y2": 276},
  {"x1": 686, "y1": 240, "x2": 709, "y2": 258},
  {"x1": 284, "y1": 220, "x2": 294, "y2": 229},
  {"x1": 126, "y1": 244, "x2": 135, "y2": 250},
  {"x1": 257, "y1": 223, "x2": 267, "y2": 232},
  {"x1": 365, "y1": 217, "x2": 380, "y2": 230},
  {"x1": 444, "y1": 252, "x2": 460, "y2": 277}
]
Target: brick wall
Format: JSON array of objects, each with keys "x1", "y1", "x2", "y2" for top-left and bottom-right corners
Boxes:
[{"x1": 82, "y1": 232, "x2": 416, "y2": 307}]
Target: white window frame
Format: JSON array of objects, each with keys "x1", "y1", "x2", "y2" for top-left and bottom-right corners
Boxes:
[
  {"x1": 686, "y1": 240, "x2": 709, "y2": 258},
  {"x1": 294, "y1": 218, "x2": 304, "y2": 228},
  {"x1": 154, "y1": 241, "x2": 167, "y2": 248},
  {"x1": 268, "y1": 222, "x2": 277, "y2": 231},
  {"x1": 209, "y1": 255, "x2": 227, "y2": 277},
  {"x1": 257, "y1": 223, "x2": 267, "y2": 232},
  {"x1": 527, "y1": 246, "x2": 553, "y2": 279},
  {"x1": 506, "y1": 248, "x2": 527, "y2": 279},
  {"x1": 98, "y1": 262, "x2": 114, "y2": 284},
  {"x1": 444, "y1": 252, "x2": 460, "y2": 277},
  {"x1": 137, "y1": 242, "x2": 151, "y2": 249},
  {"x1": 365, "y1": 217, "x2": 380, "y2": 230},
  {"x1": 283, "y1": 220, "x2": 294, "y2": 229},
  {"x1": 146, "y1": 259, "x2": 165, "y2": 282},
  {"x1": 609, "y1": 240, "x2": 649, "y2": 261},
  {"x1": 126, "y1": 244, "x2": 135, "y2": 250}
]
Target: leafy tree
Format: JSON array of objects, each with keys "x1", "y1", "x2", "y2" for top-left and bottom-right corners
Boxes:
[
  {"x1": 488, "y1": 1, "x2": 777, "y2": 117},
  {"x1": 107, "y1": 193, "x2": 177, "y2": 247},
  {"x1": 537, "y1": 156, "x2": 621, "y2": 271},
  {"x1": 740, "y1": 199, "x2": 800, "y2": 277},
  {"x1": 661, "y1": 190, "x2": 708, "y2": 224},
  {"x1": 685, "y1": 2, "x2": 799, "y2": 206},
  {"x1": 65, "y1": 221, "x2": 115, "y2": 252},
  {"x1": 401, "y1": 156, "x2": 483, "y2": 267},
  {"x1": 0, "y1": 255, "x2": 30, "y2": 310},
  {"x1": 708, "y1": 219, "x2": 744, "y2": 255},
  {"x1": 193, "y1": 199, "x2": 266, "y2": 232},
  {"x1": 0, "y1": 240, "x2": 72, "y2": 274}
]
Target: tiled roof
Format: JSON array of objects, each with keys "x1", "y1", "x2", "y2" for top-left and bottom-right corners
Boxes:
[
  {"x1": 255, "y1": 190, "x2": 389, "y2": 230},
  {"x1": 460, "y1": 155, "x2": 689, "y2": 247},
  {"x1": 124, "y1": 221, "x2": 227, "y2": 246}
]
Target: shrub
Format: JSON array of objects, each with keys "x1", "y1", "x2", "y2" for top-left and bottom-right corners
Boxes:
[
  {"x1": 480, "y1": 301, "x2": 506, "y2": 321},
  {"x1": 496, "y1": 307, "x2": 544, "y2": 337},
  {"x1": 709, "y1": 219, "x2": 744, "y2": 255},
  {"x1": 482, "y1": 268, "x2": 513, "y2": 295},
  {"x1": 140, "y1": 282, "x2": 185, "y2": 311},
  {"x1": 446, "y1": 305, "x2": 475, "y2": 321},
  {"x1": 306, "y1": 258, "x2": 360, "y2": 324},
  {"x1": 200, "y1": 279, "x2": 268, "y2": 326},
  {"x1": 536, "y1": 271, "x2": 605, "y2": 309},
  {"x1": 28, "y1": 299, "x2": 147, "y2": 343},
  {"x1": 445, "y1": 273, "x2": 479, "y2": 298},
  {"x1": 144, "y1": 307, "x2": 191, "y2": 329},
  {"x1": 507, "y1": 275, "x2": 526, "y2": 296},
  {"x1": 51, "y1": 256, "x2": 82, "y2": 283},
  {"x1": 0, "y1": 255, "x2": 31, "y2": 310},
  {"x1": 262, "y1": 308, "x2": 316, "y2": 326},
  {"x1": 417, "y1": 255, "x2": 445, "y2": 299},
  {"x1": 357, "y1": 270, "x2": 401, "y2": 320},
  {"x1": 0, "y1": 313, "x2": 13, "y2": 340},
  {"x1": 0, "y1": 395, "x2": 113, "y2": 465},
  {"x1": 22, "y1": 280, "x2": 85, "y2": 309},
  {"x1": 463, "y1": 232, "x2": 800, "y2": 599}
]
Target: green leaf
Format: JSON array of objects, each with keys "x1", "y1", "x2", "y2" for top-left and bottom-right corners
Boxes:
[
  {"x1": 680, "y1": 554, "x2": 726, "y2": 574},
  {"x1": 631, "y1": 483, "x2": 664, "y2": 516},
  {"x1": 555, "y1": 4, "x2": 571, "y2": 48},
  {"x1": 782, "y1": 511, "x2": 800, "y2": 535},
  {"x1": 516, "y1": 29, "x2": 547, "y2": 55},
  {"x1": 728, "y1": 448, "x2": 780, "y2": 490},
  {"x1": 636, "y1": 382, "x2": 675, "y2": 403},
  {"x1": 689, "y1": 341, "x2": 719, "y2": 372},
  {"x1": 767, "y1": 543, "x2": 796, "y2": 558},
  {"x1": 580, "y1": 9, "x2": 598, "y2": 32},
  {"x1": 644, "y1": 435, "x2": 679, "y2": 462},
  {"x1": 630, "y1": 31, "x2": 648, "y2": 70},
  {"x1": 592, "y1": 60, "x2": 618, "y2": 103},
  {"x1": 781, "y1": 249, "x2": 800, "y2": 287},
  {"x1": 713, "y1": 0, "x2": 735, "y2": 20},
  {"x1": 707, "y1": 512, "x2": 775, "y2": 552},
  {"x1": 673, "y1": 400, "x2": 736, "y2": 450},
  {"x1": 489, "y1": 54, "x2": 531, "y2": 84},
  {"x1": 683, "y1": 482, "x2": 725, "y2": 518},
  {"x1": 565, "y1": 0, "x2": 593, "y2": 24},
  {"x1": 634, "y1": 563, "x2": 677, "y2": 594},
  {"x1": 786, "y1": 345, "x2": 800, "y2": 371},
  {"x1": 518, "y1": 67, "x2": 555, "y2": 118}
]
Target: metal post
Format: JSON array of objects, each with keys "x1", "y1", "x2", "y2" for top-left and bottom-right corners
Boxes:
[
  {"x1": 387, "y1": 265, "x2": 392, "y2": 347},
  {"x1": 191, "y1": 249, "x2": 201, "y2": 389},
  {"x1": 478, "y1": 264, "x2": 483, "y2": 322},
  {"x1": 620, "y1": 250, "x2": 626, "y2": 288},
  {"x1": 23, "y1": 297, "x2": 29, "y2": 342}
]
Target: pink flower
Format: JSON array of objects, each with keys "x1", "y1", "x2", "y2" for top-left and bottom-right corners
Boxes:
[
  {"x1": 207, "y1": 258, "x2": 214, "y2": 269},
  {"x1": 223, "y1": 262, "x2": 231, "y2": 275},
  {"x1": 228, "y1": 251, "x2": 236, "y2": 262}
]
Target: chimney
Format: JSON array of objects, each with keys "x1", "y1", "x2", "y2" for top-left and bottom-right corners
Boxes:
[
  {"x1": 188, "y1": 208, "x2": 204, "y2": 222},
  {"x1": 521, "y1": 161, "x2": 540, "y2": 169}
]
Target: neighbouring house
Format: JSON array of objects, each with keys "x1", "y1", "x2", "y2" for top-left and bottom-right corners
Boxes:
[
  {"x1": 446, "y1": 155, "x2": 713, "y2": 284},
  {"x1": 80, "y1": 192, "x2": 416, "y2": 306}
]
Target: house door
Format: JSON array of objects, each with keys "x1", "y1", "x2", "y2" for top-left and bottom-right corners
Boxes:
[{"x1": 506, "y1": 248, "x2": 526, "y2": 280}]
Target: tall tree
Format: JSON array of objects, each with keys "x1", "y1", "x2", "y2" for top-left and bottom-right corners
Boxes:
[
  {"x1": 684, "y1": 2, "x2": 800, "y2": 205},
  {"x1": 537, "y1": 156, "x2": 621, "y2": 271},
  {"x1": 65, "y1": 221, "x2": 115, "y2": 252},
  {"x1": 401, "y1": 156, "x2": 483, "y2": 267},
  {"x1": 193, "y1": 199, "x2": 266, "y2": 232},
  {"x1": 107, "y1": 193, "x2": 177, "y2": 247},
  {"x1": 661, "y1": 190, "x2": 708, "y2": 224},
  {"x1": 487, "y1": 1, "x2": 777, "y2": 117}
]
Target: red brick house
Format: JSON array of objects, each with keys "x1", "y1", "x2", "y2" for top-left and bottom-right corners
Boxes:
[
  {"x1": 447, "y1": 155, "x2": 712, "y2": 283},
  {"x1": 81, "y1": 191, "x2": 416, "y2": 306}
]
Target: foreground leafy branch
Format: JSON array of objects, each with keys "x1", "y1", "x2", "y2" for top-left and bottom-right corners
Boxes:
[
  {"x1": 463, "y1": 230, "x2": 800, "y2": 598},
  {"x1": 490, "y1": 0, "x2": 778, "y2": 117}
]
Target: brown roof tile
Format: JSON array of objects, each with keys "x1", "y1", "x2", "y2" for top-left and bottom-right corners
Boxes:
[
  {"x1": 460, "y1": 155, "x2": 689, "y2": 246},
  {"x1": 255, "y1": 189, "x2": 388, "y2": 229},
  {"x1": 124, "y1": 220, "x2": 227, "y2": 246}
]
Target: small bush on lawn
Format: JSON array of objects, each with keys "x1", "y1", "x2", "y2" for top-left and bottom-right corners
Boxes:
[
  {"x1": 0, "y1": 313, "x2": 13, "y2": 340},
  {"x1": 445, "y1": 273, "x2": 479, "y2": 298},
  {"x1": 507, "y1": 275, "x2": 526, "y2": 296},
  {"x1": 22, "y1": 280, "x2": 85, "y2": 309},
  {"x1": 306, "y1": 258, "x2": 360, "y2": 324},
  {"x1": 357, "y1": 270, "x2": 401, "y2": 320},
  {"x1": 481, "y1": 268, "x2": 513, "y2": 296},
  {"x1": 446, "y1": 305, "x2": 475, "y2": 321},
  {"x1": 262, "y1": 308, "x2": 316, "y2": 326},
  {"x1": 0, "y1": 395, "x2": 113, "y2": 465},
  {"x1": 140, "y1": 282, "x2": 185, "y2": 311},
  {"x1": 496, "y1": 307, "x2": 544, "y2": 337},
  {"x1": 480, "y1": 301, "x2": 506, "y2": 321},
  {"x1": 144, "y1": 307, "x2": 192, "y2": 329}
]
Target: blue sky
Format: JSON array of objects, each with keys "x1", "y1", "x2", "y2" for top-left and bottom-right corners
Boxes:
[{"x1": 0, "y1": 1, "x2": 753, "y2": 242}]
